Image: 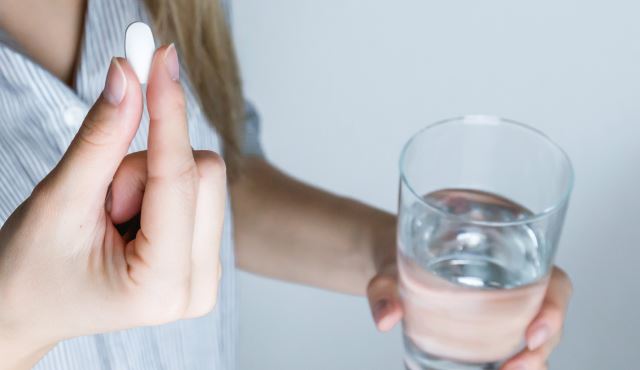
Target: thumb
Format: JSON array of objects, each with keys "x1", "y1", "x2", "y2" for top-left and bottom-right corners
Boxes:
[
  {"x1": 49, "y1": 57, "x2": 143, "y2": 198},
  {"x1": 367, "y1": 264, "x2": 404, "y2": 332}
]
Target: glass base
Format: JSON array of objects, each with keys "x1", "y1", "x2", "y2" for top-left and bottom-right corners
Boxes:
[{"x1": 403, "y1": 336, "x2": 501, "y2": 370}]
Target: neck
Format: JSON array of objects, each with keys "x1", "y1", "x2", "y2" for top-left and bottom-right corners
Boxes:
[{"x1": 0, "y1": 0, "x2": 87, "y2": 85}]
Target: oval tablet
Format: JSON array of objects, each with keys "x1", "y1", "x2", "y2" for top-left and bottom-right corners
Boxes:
[{"x1": 125, "y1": 22, "x2": 155, "y2": 84}]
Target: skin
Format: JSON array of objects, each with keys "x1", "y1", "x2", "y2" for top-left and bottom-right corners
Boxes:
[
  {"x1": 0, "y1": 46, "x2": 226, "y2": 370},
  {"x1": 0, "y1": 1, "x2": 573, "y2": 369}
]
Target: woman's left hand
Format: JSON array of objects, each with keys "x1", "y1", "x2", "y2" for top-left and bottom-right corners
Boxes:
[{"x1": 366, "y1": 263, "x2": 572, "y2": 370}]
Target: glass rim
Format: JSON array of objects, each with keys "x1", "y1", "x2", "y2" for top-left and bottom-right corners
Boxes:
[{"x1": 399, "y1": 115, "x2": 575, "y2": 227}]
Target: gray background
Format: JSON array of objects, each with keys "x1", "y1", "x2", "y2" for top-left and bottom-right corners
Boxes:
[{"x1": 231, "y1": 1, "x2": 640, "y2": 369}]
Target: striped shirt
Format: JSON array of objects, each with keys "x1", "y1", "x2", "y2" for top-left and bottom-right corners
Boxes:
[{"x1": 0, "y1": 0, "x2": 263, "y2": 368}]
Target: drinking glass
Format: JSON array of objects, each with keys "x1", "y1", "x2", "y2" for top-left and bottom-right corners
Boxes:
[{"x1": 397, "y1": 115, "x2": 574, "y2": 370}]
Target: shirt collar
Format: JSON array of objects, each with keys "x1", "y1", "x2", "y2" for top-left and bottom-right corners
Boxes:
[
  {"x1": 75, "y1": 0, "x2": 151, "y2": 104},
  {"x1": 0, "y1": 28, "x2": 26, "y2": 56},
  {"x1": 0, "y1": 0, "x2": 149, "y2": 106}
]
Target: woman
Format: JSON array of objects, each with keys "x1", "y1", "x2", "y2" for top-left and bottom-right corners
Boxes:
[{"x1": 0, "y1": 0, "x2": 572, "y2": 369}]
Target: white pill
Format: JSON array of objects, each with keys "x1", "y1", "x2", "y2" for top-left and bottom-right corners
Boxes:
[{"x1": 125, "y1": 22, "x2": 155, "y2": 84}]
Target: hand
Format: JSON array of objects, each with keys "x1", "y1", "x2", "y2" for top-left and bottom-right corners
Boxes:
[
  {"x1": 0, "y1": 45, "x2": 226, "y2": 368},
  {"x1": 367, "y1": 261, "x2": 572, "y2": 370}
]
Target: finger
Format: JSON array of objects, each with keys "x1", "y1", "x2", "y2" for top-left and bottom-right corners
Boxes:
[
  {"x1": 109, "y1": 152, "x2": 147, "y2": 224},
  {"x1": 110, "y1": 149, "x2": 227, "y2": 317},
  {"x1": 133, "y1": 44, "x2": 197, "y2": 275},
  {"x1": 145, "y1": 43, "x2": 193, "y2": 180},
  {"x1": 184, "y1": 151, "x2": 227, "y2": 317},
  {"x1": 501, "y1": 337, "x2": 558, "y2": 370},
  {"x1": 367, "y1": 264, "x2": 403, "y2": 332},
  {"x1": 51, "y1": 58, "x2": 142, "y2": 199},
  {"x1": 525, "y1": 267, "x2": 573, "y2": 351}
]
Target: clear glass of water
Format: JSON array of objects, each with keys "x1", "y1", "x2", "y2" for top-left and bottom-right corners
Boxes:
[{"x1": 398, "y1": 115, "x2": 574, "y2": 370}]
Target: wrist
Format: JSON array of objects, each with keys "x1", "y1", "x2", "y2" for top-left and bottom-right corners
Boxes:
[
  {"x1": 0, "y1": 294, "x2": 55, "y2": 369},
  {"x1": 336, "y1": 197, "x2": 397, "y2": 293},
  {"x1": 363, "y1": 207, "x2": 397, "y2": 276}
]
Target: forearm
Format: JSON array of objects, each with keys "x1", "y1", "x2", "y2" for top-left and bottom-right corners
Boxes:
[
  {"x1": 231, "y1": 158, "x2": 396, "y2": 295},
  {"x1": 0, "y1": 217, "x2": 55, "y2": 370}
]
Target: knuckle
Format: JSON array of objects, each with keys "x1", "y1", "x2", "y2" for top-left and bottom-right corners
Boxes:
[
  {"x1": 203, "y1": 294, "x2": 219, "y2": 313},
  {"x1": 161, "y1": 96, "x2": 188, "y2": 120},
  {"x1": 176, "y1": 98, "x2": 187, "y2": 115},
  {"x1": 366, "y1": 274, "x2": 395, "y2": 294},
  {"x1": 152, "y1": 87, "x2": 188, "y2": 116},
  {"x1": 171, "y1": 91, "x2": 188, "y2": 113},
  {"x1": 130, "y1": 274, "x2": 192, "y2": 324},
  {"x1": 175, "y1": 164, "x2": 200, "y2": 195},
  {"x1": 195, "y1": 151, "x2": 226, "y2": 181},
  {"x1": 186, "y1": 296, "x2": 219, "y2": 319},
  {"x1": 151, "y1": 285, "x2": 191, "y2": 322},
  {"x1": 149, "y1": 160, "x2": 199, "y2": 196},
  {"x1": 184, "y1": 270, "x2": 222, "y2": 319},
  {"x1": 77, "y1": 114, "x2": 116, "y2": 148},
  {"x1": 175, "y1": 160, "x2": 199, "y2": 181},
  {"x1": 150, "y1": 158, "x2": 199, "y2": 185},
  {"x1": 164, "y1": 292, "x2": 190, "y2": 318}
]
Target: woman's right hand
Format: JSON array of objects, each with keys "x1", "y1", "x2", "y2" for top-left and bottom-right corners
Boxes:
[{"x1": 0, "y1": 45, "x2": 226, "y2": 369}]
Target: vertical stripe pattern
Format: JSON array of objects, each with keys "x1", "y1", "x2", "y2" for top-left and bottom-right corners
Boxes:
[{"x1": 0, "y1": 0, "x2": 263, "y2": 368}]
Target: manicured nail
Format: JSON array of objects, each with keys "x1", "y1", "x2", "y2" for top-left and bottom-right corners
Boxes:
[
  {"x1": 528, "y1": 324, "x2": 550, "y2": 351},
  {"x1": 103, "y1": 58, "x2": 127, "y2": 106},
  {"x1": 373, "y1": 299, "x2": 390, "y2": 323},
  {"x1": 164, "y1": 43, "x2": 179, "y2": 81}
]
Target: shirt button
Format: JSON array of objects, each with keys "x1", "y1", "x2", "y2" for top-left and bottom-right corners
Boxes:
[{"x1": 63, "y1": 105, "x2": 89, "y2": 128}]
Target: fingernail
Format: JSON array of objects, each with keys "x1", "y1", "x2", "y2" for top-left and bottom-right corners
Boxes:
[
  {"x1": 105, "y1": 185, "x2": 113, "y2": 214},
  {"x1": 528, "y1": 324, "x2": 550, "y2": 351},
  {"x1": 103, "y1": 58, "x2": 127, "y2": 106},
  {"x1": 164, "y1": 43, "x2": 179, "y2": 81},
  {"x1": 373, "y1": 299, "x2": 390, "y2": 323}
]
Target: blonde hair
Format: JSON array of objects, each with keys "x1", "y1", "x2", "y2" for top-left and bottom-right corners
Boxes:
[{"x1": 144, "y1": 0, "x2": 245, "y2": 177}]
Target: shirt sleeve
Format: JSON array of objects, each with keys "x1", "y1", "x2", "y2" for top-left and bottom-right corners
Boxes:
[{"x1": 241, "y1": 100, "x2": 265, "y2": 157}]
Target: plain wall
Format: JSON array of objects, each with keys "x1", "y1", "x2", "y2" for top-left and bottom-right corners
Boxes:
[{"x1": 231, "y1": 1, "x2": 640, "y2": 369}]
